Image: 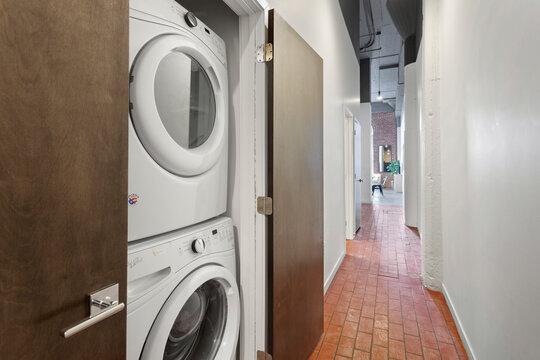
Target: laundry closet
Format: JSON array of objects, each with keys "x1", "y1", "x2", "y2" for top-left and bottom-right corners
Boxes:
[{"x1": 126, "y1": 0, "x2": 243, "y2": 358}]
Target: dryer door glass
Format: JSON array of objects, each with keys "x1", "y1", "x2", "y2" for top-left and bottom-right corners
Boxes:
[
  {"x1": 163, "y1": 279, "x2": 227, "y2": 360},
  {"x1": 154, "y1": 52, "x2": 216, "y2": 149}
]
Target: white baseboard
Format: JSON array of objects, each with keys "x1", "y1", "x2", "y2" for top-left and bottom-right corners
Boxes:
[
  {"x1": 442, "y1": 283, "x2": 477, "y2": 360},
  {"x1": 324, "y1": 250, "x2": 346, "y2": 294}
]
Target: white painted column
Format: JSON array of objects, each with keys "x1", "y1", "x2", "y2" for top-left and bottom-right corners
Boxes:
[
  {"x1": 418, "y1": 0, "x2": 442, "y2": 291},
  {"x1": 359, "y1": 103, "x2": 373, "y2": 203},
  {"x1": 402, "y1": 63, "x2": 419, "y2": 227}
]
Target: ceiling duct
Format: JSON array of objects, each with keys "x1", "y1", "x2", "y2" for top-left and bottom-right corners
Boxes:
[
  {"x1": 386, "y1": 0, "x2": 419, "y2": 65},
  {"x1": 386, "y1": 0, "x2": 417, "y2": 40}
]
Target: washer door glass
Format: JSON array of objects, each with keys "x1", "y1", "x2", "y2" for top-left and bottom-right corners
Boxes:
[
  {"x1": 154, "y1": 52, "x2": 216, "y2": 149},
  {"x1": 163, "y1": 279, "x2": 227, "y2": 360}
]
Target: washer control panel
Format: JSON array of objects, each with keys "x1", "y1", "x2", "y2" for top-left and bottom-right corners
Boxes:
[
  {"x1": 127, "y1": 217, "x2": 234, "y2": 284},
  {"x1": 172, "y1": 220, "x2": 233, "y2": 259}
]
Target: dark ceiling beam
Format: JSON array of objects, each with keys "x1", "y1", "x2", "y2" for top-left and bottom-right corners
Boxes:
[
  {"x1": 338, "y1": 0, "x2": 361, "y2": 64},
  {"x1": 360, "y1": 58, "x2": 371, "y2": 103}
]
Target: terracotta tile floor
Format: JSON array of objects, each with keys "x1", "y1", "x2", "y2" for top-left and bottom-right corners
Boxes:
[{"x1": 309, "y1": 204, "x2": 468, "y2": 360}]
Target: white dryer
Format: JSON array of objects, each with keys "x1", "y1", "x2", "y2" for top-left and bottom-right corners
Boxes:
[
  {"x1": 128, "y1": 0, "x2": 228, "y2": 241},
  {"x1": 127, "y1": 217, "x2": 239, "y2": 360}
]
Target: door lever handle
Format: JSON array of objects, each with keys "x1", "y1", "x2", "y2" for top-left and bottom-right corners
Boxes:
[
  {"x1": 61, "y1": 283, "x2": 124, "y2": 338},
  {"x1": 357, "y1": 179, "x2": 364, "y2": 182}
]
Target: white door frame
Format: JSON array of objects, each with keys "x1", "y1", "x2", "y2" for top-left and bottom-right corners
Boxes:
[
  {"x1": 222, "y1": 0, "x2": 268, "y2": 358},
  {"x1": 353, "y1": 119, "x2": 362, "y2": 231},
  {"x1": 344, "y1": 105, "x2": 355, "y2": 239}
]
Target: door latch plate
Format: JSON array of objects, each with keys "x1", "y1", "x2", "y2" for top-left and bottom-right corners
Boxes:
[{"x1": 90, "y1": 283, "x2": 120, "y2": 316}]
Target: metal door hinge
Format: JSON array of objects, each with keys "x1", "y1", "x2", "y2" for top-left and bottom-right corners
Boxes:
[
  {"x1": 257, "y1": 196, "x2": 273, "y2": 215},
  {"x1": 257, "y1": 350, "x2": 273, "y2": 360},
  {"x1": 257, "y1": 43, "x2": 273, "y2": 63}
]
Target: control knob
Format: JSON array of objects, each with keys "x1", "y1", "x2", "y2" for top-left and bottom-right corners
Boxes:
[
  {"x1": 185, "y1": 12, "x2": 198, "y2": 28},
  {"x1": 191, "y1": 238, "x2": 206, "y2": 254}
]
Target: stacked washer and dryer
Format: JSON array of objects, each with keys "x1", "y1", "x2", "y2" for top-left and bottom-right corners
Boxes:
[{"x1": 127, "y1": 0, "x2": 240, "y2": 359}]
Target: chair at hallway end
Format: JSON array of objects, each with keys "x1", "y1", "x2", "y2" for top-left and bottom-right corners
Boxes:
[{"x1": 372, "y1": 174, "x2": 388, "y2": 196}]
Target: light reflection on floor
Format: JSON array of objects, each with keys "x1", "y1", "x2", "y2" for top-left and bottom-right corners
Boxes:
[{"x1": 372, "y1": 189, "x2": 403, "y2": 207}]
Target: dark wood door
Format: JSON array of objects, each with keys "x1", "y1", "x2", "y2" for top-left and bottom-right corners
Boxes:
[
  {"x1": 0, "y1": 1, "x2": 128, "y2": 359},
  {"x1": 268, "y1": 10, "x2": 324, "y2": 360}
]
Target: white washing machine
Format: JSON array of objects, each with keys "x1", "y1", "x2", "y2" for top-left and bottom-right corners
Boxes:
[
  {"x1": 128, "y1": 0, "x2": 228, "y2": 241},
  {"x1": 127, "y1": 217, "x2": 240, "y2": 360}
]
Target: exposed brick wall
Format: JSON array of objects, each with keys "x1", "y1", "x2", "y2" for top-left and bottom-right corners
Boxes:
[{"x1": 372, "y1": 112, "x2": 398, "y2": 185}]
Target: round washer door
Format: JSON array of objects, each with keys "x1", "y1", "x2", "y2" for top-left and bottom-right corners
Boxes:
[
  {"x1": 130, "y1": 34, "x2": 227, "y2": 176},
  {"x1": 141, "y1": 265, "x2": 240, "y2": 360}
]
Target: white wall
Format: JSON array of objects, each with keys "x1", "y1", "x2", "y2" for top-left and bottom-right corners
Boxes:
[
  {"x1": 416, "y1": 41, "x2": 424, "y2": 235},
  {"x1": 359, "y1": 103, "x2": 373, "y2": 204},
  {"x1": 265, "y1": 0, "x2": 361, "y2": 288},
  {"x1": 402, "y1": 63, "x2": 420, "y2": 228},
  {"x1": 426, "y1": 0, "x2": 540, "y2": 358}
]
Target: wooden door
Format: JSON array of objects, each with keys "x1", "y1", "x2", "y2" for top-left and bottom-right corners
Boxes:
[
  {"x1": 0, "y1": 1, "x2": 128, "y2": 359},
  {"x1": 354, "y1": 120, "x2": 363, "y2": 232},
  {"x1": 268, "y1": 10, "x2": 324, "y2": 360}
]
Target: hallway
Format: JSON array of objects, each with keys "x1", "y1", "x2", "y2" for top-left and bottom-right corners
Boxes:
[{"x1": 310, "y1": 205, "x2": 467, "y2": 360}]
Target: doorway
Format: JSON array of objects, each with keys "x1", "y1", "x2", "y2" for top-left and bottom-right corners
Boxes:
[{"x1": 371, "y1": 111, "x2": 403, "y2": 206}]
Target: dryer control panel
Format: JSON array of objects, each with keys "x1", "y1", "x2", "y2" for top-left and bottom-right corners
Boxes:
[
  {"x1": 130, "y1": 0, "x2": 227, "y2": 65},
  {"x1": 127, "y1": 217, "x2": 234, "y2": 285}
]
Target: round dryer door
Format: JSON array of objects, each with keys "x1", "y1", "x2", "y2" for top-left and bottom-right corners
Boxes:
[
  {"x1": 130, "y1": 34, "x2": 227, "y2": 176},
  {"x1": 141, "y1": 265, "x2": 240, "y2": 360}
]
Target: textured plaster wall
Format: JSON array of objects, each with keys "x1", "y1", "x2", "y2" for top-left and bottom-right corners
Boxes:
[{"x1": 419, "y1": 0, "x2": 443, "y2": 292}]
